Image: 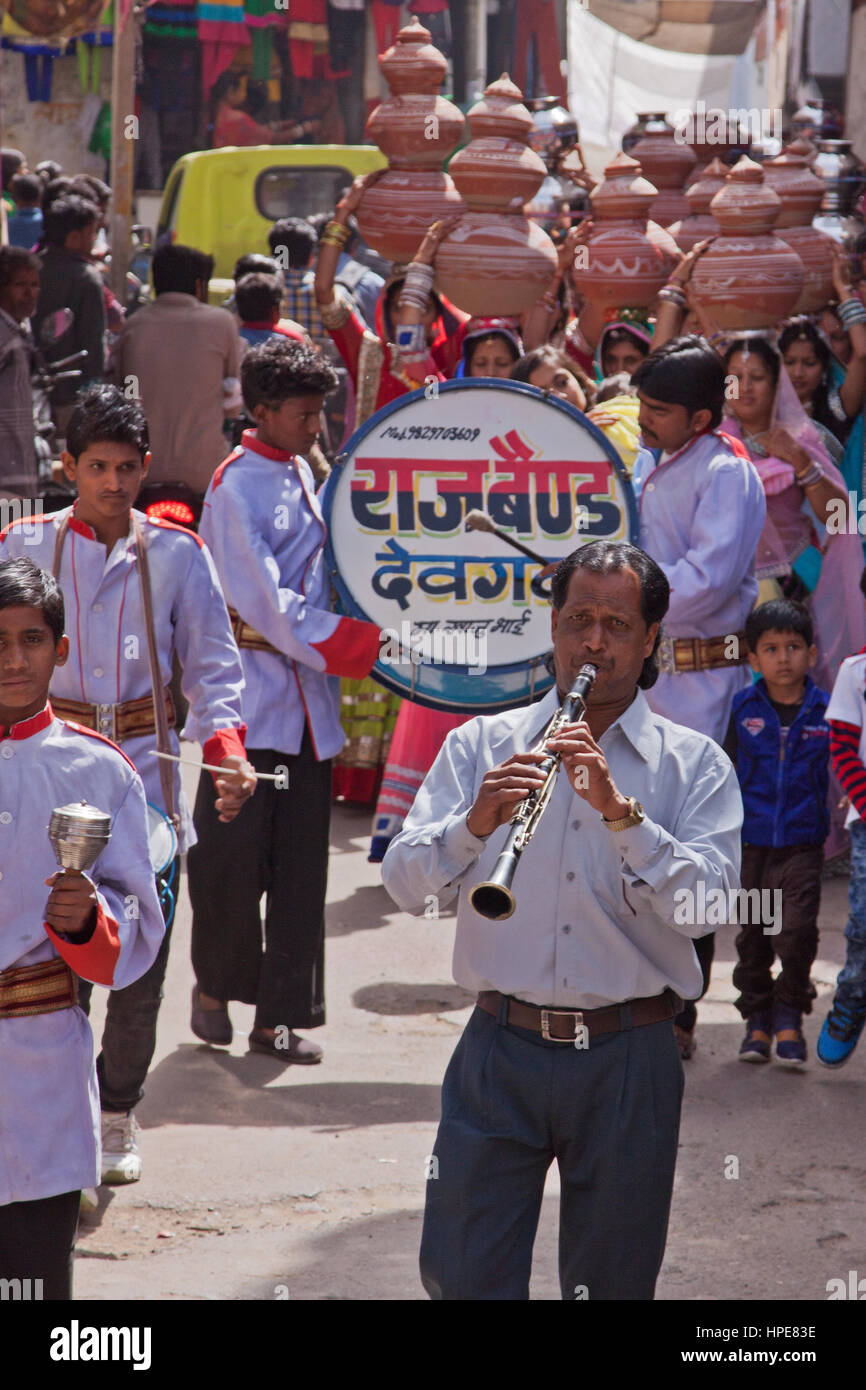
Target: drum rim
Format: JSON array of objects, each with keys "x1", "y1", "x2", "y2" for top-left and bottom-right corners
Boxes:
[
  {"x1": 321, "y1": 379, "x2": 637, "y2": 712},
  {"x1": 146, "y1": 800, "x2": 178, "y2": 875}
]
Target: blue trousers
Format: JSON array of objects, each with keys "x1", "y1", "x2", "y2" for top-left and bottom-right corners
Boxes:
[
  {"x1": 420, "y1": 1003, "x2": 684, "y2": 1301},
  {"x1": 835, "y1": 819, "x2": 866, "y2": 1012}
]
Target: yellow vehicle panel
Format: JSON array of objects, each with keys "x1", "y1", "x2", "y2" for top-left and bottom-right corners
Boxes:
[{"x1": 156, "y1": 145, "x2": 386, "y2": 301}]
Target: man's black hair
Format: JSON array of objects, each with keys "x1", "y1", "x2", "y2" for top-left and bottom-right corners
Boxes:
[
  {"x1": 69, "y1": 174, "x2": 110, "y2": 210},
  {"x1": 10, "y1": 172, "x2": 41, "y2": 205},
  {"x1": 152, "y1": 243, "x2": 214, "y2": 296},
  {"x1": 268, "y1": 217, "x2": 317, "y2": 269},
  {"x1": 241, "y1": 339, "x2": 338, "y2": 413},
  {"x1": 34, "y1": 159, "x2": 62, "y2": 183},
  {"x1": 41, "y1": 176, "x2": 73, "y2": 210},
  {"x1": 0, "y1": 245, "x2": 39, "y2": 289},
  {"x1": 42, "y1": 195, "x2": 100, "y2": 248},
  {"x1": 744, "y1": 598, "x2": 813, "y2": 651},
  {"x1": 1, "y1": 149, "x2": 25, "y2": 190},
  {"x1": 233, "y1": 252, "x2": 280, "y2": 281},
  {"x1": 0, "y1": 557, "x2": 64, "y2": 644},
  {"x1": 235, "y1": 272, "x2": 282, "y2": 322},
  {"x1": 65, "y1": 384, "x2": 149, "y2": 463},
  {"x1": 550, "y1": 540, "x2": 670, "y2": 690},
  {"x1": 631, "y1": 334, "x2": 726, "y2": 428}
]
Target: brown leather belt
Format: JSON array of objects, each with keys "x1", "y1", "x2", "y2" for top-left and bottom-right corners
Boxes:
[
  {"x1": 658, "y1": 631, "x2": 748, "y2": 675},
  {"x1": 0, "y1": 958, "x2": 77, "y2": 1020},
  {"x1": 476, "y1": 988, "x2": 679, "y2": 1042},
  {"x1": 227, "y1": 606, "x2": 282, "y2": 657},
  {"x1": 51, "y1": 688, "x2": 176, "y2": 744}
]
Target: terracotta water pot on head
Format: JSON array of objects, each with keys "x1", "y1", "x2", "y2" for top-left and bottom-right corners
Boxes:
[
  {"x1": 667, "y1": 156, "x2": 725, "y2": 251},
  {"x1": 355, "y1": 18, "x2": 466, "y2": 263},
  {"x1": 762, "y1": 143, "x2": 833, "y2": 313},
  {"x1": 629, "y1": 123, "x2": 697, "y2": 228},
  {"x1": 571, "y1": 151, "x2": 677, "y2": 309},
  {"x1": 690, "y1": 157, "x2": 805, "y2": 329},
  {"x1": 434, "y1": 74, "x2": 558, "y2": 316}
]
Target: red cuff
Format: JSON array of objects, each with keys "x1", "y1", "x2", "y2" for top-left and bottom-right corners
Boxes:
[
  {"x1": 203, "y1": 726, "x2": 247, "y2": 767},
  {"x1": 312, "y1": 616, "x2": 380, "y2": 679},
  {"x1": 45, "y1": 902, "x2": 121, "y2": 987}
]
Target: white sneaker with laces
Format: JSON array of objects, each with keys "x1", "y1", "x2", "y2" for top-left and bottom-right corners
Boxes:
[{"x1": 100, "y1": 1110, "x2": 142, "y2": 1185}]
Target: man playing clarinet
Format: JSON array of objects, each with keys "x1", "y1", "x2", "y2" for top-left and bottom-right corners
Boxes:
[{"x1": 382, "y1": 540, "x2": 743, "y2": 1300}]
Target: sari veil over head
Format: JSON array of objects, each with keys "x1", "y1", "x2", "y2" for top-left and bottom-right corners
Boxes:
[{"x1": 724, "y1": 348, "x2": 866, "y2": 693}]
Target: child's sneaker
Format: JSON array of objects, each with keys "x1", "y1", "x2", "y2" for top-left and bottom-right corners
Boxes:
[
  {"x1": 817, "y1": 1001, "x2": 866, "y2": 1068},
  {"x1": 738, "y1": 1010, "x2": 772, "y2": 1063},
  {"x1": 774, "y1": 1002, "x2": 807, "y2": 1068}
]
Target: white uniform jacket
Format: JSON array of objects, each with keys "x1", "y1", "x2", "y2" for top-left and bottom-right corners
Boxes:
[{"x1": 0, "y1": 707, "x2": 164, "y2": 1204}]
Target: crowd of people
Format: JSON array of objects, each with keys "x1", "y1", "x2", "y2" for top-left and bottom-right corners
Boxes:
[{"x1": 4, "y1": 139, "x2": 866, "y2": 1301}]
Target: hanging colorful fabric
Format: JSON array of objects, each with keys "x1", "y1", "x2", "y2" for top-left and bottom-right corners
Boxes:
[{"x1": 88, "y1": 98, "x2": 112, "y2": 159}]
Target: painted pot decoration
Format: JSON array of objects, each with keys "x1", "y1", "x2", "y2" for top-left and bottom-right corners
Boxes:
[
  {"x1": 571, "y1": 151, "x2": 677, "y2": 309},
  {"x1": 762, "y1": 143, "x2": 833, "y2": 313},
  {"x1": 356, "y1": 19, "x2": 466, "y2": 263},
  {"x1": 690, "y1": 157, "x2": 805, "y2": 329},
  {"x1": 667, "y1": 156, "x2": 725, "y2": 251},
  {"x1": 434, "y1": 74, "x2": 558, "y2": 316},
  {"x1": 629, "y1": 125, "x2": 697, "y2": 228}
]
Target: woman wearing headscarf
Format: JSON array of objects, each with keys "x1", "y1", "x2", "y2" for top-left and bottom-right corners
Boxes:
[{"x1": 723, "y1": 334, "x2": 866, "y2": 861}]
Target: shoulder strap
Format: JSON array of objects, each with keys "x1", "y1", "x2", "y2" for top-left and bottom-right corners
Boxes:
[
  {"x1": 52, "y1": 511, "x2": 71, "y2": 578},
  {"x1": 132, "y1": 513, "x2": 179, "y2": 828}
]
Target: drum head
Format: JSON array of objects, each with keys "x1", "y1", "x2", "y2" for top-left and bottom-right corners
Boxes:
[
  {"x1": 147, "y1": 802, "x2": 177, "y2": 877},
  {"x1": 322, "y1": 379, "x2": 636, "y2": 713}
]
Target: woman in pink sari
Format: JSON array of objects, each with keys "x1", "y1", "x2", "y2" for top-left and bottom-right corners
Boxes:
[{"x1": 723, "y1": 335, "x2": 866, "y2": 857}]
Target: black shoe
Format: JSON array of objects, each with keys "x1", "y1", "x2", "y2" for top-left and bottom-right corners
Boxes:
[
  {"x1": 248, "y1": 1027, "x2": 323, "y2": 1064},
  {"x1": 190, "y1": 985, "x2": 232, "y2": 1046}
]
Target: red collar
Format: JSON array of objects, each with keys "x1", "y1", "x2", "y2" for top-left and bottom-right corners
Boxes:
[
  {"x1": 241, "y1": 429, "x2": 295, "y2": 464},
  {"x1": 66, "y1": 500, "x2": 97, "y2": 541},
  {"x1": 0, "y1": 701, "x2": 53, "y2": 740},
  {"x1": 242, "y1": 319, "x2": 280, "y2": 331}
]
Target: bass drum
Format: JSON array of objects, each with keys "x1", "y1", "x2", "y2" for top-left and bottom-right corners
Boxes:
[{"x1": 322, "y1": 379, "x2": 636, "y2": 713}]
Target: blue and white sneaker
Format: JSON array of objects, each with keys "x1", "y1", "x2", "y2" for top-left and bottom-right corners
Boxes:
[{"x1": 816, "y1": 1002, "x2": 866, "y2": 1069}]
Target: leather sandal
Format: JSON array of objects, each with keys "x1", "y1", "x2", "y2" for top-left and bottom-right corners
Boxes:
[
  {"x1": 248, "y1": 1027, "x2": 323, "y2": 1064},
  {"x1": 190, "y1": 985, "x2": 233, "y2": 1046}
]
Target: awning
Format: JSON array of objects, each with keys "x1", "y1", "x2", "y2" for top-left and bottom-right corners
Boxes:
[{"x1": 586, "y1": 0, "x2": 765, "y2": 55}]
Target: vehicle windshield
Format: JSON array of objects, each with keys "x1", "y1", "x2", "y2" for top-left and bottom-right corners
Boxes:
[{"x1": 255, "y1": 166, "x2": 355, "y2": 220}]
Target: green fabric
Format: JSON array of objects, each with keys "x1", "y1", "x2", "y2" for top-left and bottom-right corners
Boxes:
[
  {"x1": 249, "y1": 25, "x2": 272, "y2": 80},
  {"x1": 87, "y1": 100, "x2": 112, "y2": 160}
]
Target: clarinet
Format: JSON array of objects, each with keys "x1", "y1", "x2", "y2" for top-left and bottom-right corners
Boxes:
[{"x1": 468, "y1": 664, "x2": 598, "y2": 921}]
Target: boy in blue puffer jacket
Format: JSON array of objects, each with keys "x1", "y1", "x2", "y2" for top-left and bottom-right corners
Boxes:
[{"x1": 723, "y1": 599, "x2": 830, "y2": 1068}]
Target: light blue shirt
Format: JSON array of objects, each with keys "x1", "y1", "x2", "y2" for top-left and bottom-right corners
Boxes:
[{"x1": 382, "y1": 685, "x2": 743, "y2": 1009}]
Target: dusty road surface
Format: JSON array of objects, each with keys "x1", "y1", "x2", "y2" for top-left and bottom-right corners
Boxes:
[{"x1": 75, "y1": 761, "x2": 866, "y2": 1302}]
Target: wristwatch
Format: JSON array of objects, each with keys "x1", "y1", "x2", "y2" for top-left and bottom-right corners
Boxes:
[{"x1": 601, "y1": 797, "x2": 645, "y2": 832}]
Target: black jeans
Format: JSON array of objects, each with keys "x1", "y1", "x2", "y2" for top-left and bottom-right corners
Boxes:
[
  {"x1": 0, "y1": 1190, "x2": 80, "y2": 1299},
  {"x1": 187, "y1": 731, "x2": 331, "y2": 1030},
  {"x1": 77, "y1": 856, "x2": 180, "y2": 1113},
  {"x1": 733, "y1": 842, "x2": 823, "y2": 1017}
]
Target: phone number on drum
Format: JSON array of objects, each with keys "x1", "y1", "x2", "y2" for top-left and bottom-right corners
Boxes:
[{"x1": 379, "y1": 425, "x2": 482, "y2": 442}]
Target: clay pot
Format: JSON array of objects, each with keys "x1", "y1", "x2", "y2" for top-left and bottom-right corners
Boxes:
[
  {"x1": 629, "y1": 127, "x2": 696, "y2": 228},
  {"x1": 621, "y1": 111, "x2": 671, "y2": 155},
  {"x1": 572, "y1": 152, "x2": 677, "y2": 309},
  {"x1": 435, "y1": 75, "x2": 558, "y2": 316},
  {"x1": 762, "y1": 143, "x2": 833, "y2": 312},
  {"x1": 667, "y1": 156, "x2": 725, "y2": 251},
  {"x1": 356, "y1": 19, "x2": 466, "y2": 263},
  {"x1": 690, "y1": 157, "x2": 805, "y2": 329}
]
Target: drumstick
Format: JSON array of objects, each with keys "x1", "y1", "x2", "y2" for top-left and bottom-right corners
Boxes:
[
  {"x1": 148, "y1": 750, "x2": 284, "y2": 781},
  {"x1": 465, "y1": 509, "x2": 550, "y2": 566}
]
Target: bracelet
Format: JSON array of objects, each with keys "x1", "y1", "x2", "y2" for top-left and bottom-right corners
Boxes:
[
  {"x1": 319, "y1": 297, "x2": 351, "y2": 330},
  {"x1": 838, "y1": 296, "x2": 866, "y2": 325},
  {"x1": 795, "y1": 462, "x2": 824, "y2": 488},
  {"x1": 404, "y1": 262, "x2": 435, "y2": 289},
  {"x1": 398, "y1": 289, "x2": 432, "y2": 312},
  {"x1": 323, "y1": 219, "x2": 350, "y2": 245},
  {"x1": 658, "y1": 284, "x2": 687, "y2": 306},
  {"x1": 395, "y1": 322, "x2": 428, "y2": 355}
]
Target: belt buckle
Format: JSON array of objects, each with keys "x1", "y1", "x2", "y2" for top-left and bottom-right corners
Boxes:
[
  {"x1": 657, "y1": 635, "x2": 675, "y2": 676},
  {"x1": 540, "y1": 1008, "x2": 583, "y2": 1042},
  {"x1": 96, "y1": 702, "x2": 117, "y2": 742}
]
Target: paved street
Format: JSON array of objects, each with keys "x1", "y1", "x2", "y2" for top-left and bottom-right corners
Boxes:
[{"x1": 75, "y1": 760, "x2": 866, "y2": 1302}]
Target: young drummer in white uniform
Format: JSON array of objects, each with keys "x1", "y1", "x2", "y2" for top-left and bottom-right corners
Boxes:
[
  {"x1": 0, "y1": 558, "x2": 164, "y2": 1298},
  {"x1": 189, "y1": 339, "x2": 381, "y2": 1063},
  {"x1": 0, "y1": 386, "x2": 255, "y2": 1184}
]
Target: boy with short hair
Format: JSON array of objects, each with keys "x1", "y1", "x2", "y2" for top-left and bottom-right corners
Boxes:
[
  {"x1": 188, "y1": 339, "x2": 381, "y2": 1062},
  {"x1": 1, "y1": 384, "x2": 253, "y2": 1184},
  {"x1": 7, "y1": 171, "x2": 43, "y2": 249},
  {"x1": 0, "y1": 557, "x2": 164, "y2": 1297},
  {"x1": 818, "y1": 569, "x2": 866, "y2": 1066},
  {"x1": 724, "y1": 599, "x2": 830, "y2": 1066}
]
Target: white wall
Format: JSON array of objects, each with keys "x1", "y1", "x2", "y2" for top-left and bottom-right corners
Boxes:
[{"x1": 1, "y1": 46, "x2": 111, "y2": 178}]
